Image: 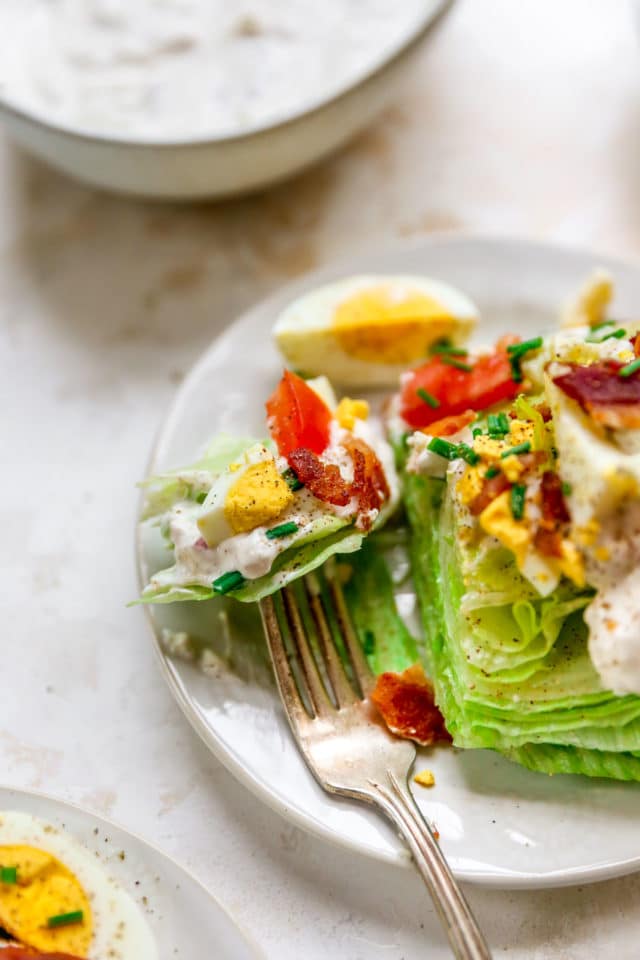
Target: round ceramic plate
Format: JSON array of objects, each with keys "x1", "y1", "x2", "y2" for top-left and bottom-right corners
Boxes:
[
  {"x1": 0, "y1": 786, "x2": 262, "y2": 959},
  {"x1": 138, "y1": 235, "x2": 640, "y2": 888}
]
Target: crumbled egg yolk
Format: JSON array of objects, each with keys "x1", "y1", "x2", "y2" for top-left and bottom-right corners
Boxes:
[
  {"x1": 414, "y1": 769, "x2": 436, "y2": 788},
  {"x1": 479, "y1": 490, "x2": 531, "y2": 565},
  {"x1": 224, "y1": 460, "x2": 293, "y2": 534},
  {"x1": 508, "y1": 419, "x2": 536, "y2": 447},
  {"x1": 331, "y1": 288, "x2": 457, "y2": 364},
  {"x1": 501, "y1": 455, "x2": 526, "y2": 483},
  {"x1": 335, "y1": 397, "x2": 369, "y2": 430},
  {"x1": 558, "y1": 539, "x2": 586, "y2": 587},
  {"x1": 456, "y1": 465, "x2": 485, "y2": 505},
  {"x1": 0, "y1": 845, "x2": 92, "y2": 956}
]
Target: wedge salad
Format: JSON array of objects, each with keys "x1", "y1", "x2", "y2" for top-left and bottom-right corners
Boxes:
[{"x1": 139, "y1": 271, "x2": 640, "y2": 782}]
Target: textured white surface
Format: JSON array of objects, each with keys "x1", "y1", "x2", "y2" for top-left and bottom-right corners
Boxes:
[{"x1": 2, "y1": 0, "x2": 640, "y2": 956}]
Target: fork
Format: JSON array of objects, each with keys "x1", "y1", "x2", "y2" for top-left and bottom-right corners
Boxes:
[{"x1": 259, "y1": 575, "x2": 492, "y2": 960}]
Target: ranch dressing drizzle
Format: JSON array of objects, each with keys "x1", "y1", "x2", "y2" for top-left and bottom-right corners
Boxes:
[{"x1": 0, "y1": 0, "x2": 427, "y2": 140}]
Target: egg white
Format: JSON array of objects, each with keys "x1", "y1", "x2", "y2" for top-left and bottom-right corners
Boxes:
[
  {"x1": 0, "y1": 812, "x2": 158, "y2": 960},
  {"x1": 274, "y1": 274, "x2": 479, "y2": 387}
]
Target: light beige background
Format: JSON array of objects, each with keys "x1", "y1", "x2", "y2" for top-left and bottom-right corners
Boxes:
[{"x1": 2, "y1": 0, "x2": 639, "y2": 956}]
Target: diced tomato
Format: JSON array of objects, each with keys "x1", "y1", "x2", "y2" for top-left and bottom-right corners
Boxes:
[
  {"x1": 266, "y1": 370, "x2": 332, "y2": 457},
  {"x1": 423, "y1": 410, "x2": 476, "y2": 437},
  {"x1": 400, "y1": 342, "x2": 522, "y2": 430}
]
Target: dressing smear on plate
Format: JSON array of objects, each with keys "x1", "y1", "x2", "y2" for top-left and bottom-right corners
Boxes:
[{"x1": 0, "y1": 0, "x2": 428, "y2": 140}]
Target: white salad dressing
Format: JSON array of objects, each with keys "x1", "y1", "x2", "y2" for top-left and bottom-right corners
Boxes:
[{"x1": 0, "y1": 0, "x2": 427, "y2": 139}]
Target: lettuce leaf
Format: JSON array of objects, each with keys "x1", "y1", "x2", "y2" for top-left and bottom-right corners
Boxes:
[{"x1": 404, "y1": 470, "x2": 640, "y2": 780}]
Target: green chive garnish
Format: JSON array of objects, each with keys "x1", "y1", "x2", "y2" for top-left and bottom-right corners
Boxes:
[
  {"x1": 485, "y1": 465, "x2": 500, "y2": 479},
  {"x1": 586, "y1": 327, "x2": 627, "y2": 343},
  {"x1": 511, "y1": 484, "x2": 526, "y2": 520},
  {"x1": 363, "y1": 629, "x2": 375, "y2": 656},
  {"x1": 590, "y1": 319, "x2": 616, "y2": 331},
  {"x1": 1, "y1": 867, "x2": 17, "y2": 884},
  {"x1": 561, "y1": 482, "x2": 573, "y2": 496},
  {"x1": 430, "y1": 340, "x2": 468, "y2": 357},
  {"x1": 487, "y1": 413, "x2": 510, "y2": 436},
  {"x1": 416, "y1": 387, "x2": 440, "y2": 409},
  {"x1": 619, "y1": 358, "x2": 640, "y2": 378},
  {"x1": 212, "y1": 570, "x2": 246, "y2": 594},
  {"x1": 266, "y1": 521, "x2": 299, "y2": 540},
  {"x1": 441, "y1": 355, "x2": 472, "y2": 372},
  {"x1": 282, "y1": 467, "x2": 303, "y2": 492},
  {"x1": 457, "y1": 443, "x2": 480, "y2": 466},
  {"x1": 47, "y1": 911, "x2": 84, "y2": 929},
  {"x1": 427, "y1": 437, "x2": 459, "y2": 460},
  {"x1": 501, "y1": 441, "x2": 531, "y2": 459},
  {"x1": 472, "y1": 427, "x2": 483, "y2": 438},
  {"x1": 507, "y1": 337, "x2": 543, "y2": 383},
  {"x1": 195, "y1": 491, "x2": 207, "y2": 504}
]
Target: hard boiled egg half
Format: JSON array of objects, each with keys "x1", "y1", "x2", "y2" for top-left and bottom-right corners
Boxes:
[
  {"x1": 273, "y1": 274, "x2": 479, "y2": 387},
  {"x1": 0, "y1": 811, "x2": 157, "y2": 959}
]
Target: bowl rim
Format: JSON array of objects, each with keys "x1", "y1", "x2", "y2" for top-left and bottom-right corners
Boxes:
[{"x1": 0, "y1": 0, "x2": 452, "y2": 150}]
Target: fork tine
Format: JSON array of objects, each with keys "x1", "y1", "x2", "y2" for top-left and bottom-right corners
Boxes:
[
  {"x1": 282, "y1": 586, "x2": 334, "y2": 718},
  {"x1": 304, "y1": 576, "x2": 358, "y2": 709},
  {"x1": 259, "y1": 595, "x2": 310, "y2": 729},
  {"x1": 327, "y1": 577, "x2": 376, "y2": 698}
]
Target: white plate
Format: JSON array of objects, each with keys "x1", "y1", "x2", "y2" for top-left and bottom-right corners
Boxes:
[
  {"x1": 0, "y1": 785, "x2": 262, "y2": 959},
  {"x1": 138, "y1": 235, "x2": 640, "y2": 888}
]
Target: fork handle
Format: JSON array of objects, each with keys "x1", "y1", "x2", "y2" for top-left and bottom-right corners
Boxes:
[{"x1": 373, "y1": 772, "x2": 492, "y2": 960}]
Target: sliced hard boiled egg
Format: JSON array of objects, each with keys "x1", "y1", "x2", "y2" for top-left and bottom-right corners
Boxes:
[{"x1": 273, "y1": 274, "x2": 479, "y2": 387}]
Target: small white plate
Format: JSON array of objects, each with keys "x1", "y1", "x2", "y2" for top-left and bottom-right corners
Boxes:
[
  {"x1": 0, "y1": 785, "x2": 262, "y2": 959},
  {"x1": 138, "y1": 235, "x2": 640, "y2": 888}
]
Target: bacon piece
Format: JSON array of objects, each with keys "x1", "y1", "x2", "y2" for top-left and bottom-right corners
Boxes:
[
  {"x1": 425, "y1": 410, "x2": 476, "y2": 438},
  {"x1": 540, "y1": 470, "x2": 570, "y2": 525},
  {"x1": 635, "y1": 333, "x2": 640, "y2": 358},
  {"x1": 469, "y1": 472, "x2": 511, "y2": 516},
  {"x1": 344, "y1": 438, "x2": 390, "y2": 531},
  {"x1": 552, "y1": 360, "x2": 640, "y2": 429},
  {"x1": 288, "y1": 448, "x2": 351, "y2": 506},
  {"x1": 534, "y1": 527, "x2": 564, "y2": 557},
  {"x1": 372, "y1": 664, "x2": 451, "y2": 747}
]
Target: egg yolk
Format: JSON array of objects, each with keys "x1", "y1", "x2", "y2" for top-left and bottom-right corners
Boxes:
[
  {"x1": 224, "y1": 460, "x2": 294, "y2": 534},
  {"x1": 0, "y1": 845, "x2": 92, "y2": 957},
  {"x1": 331, "y1": 287, "x2": 455, "y2": 363}
]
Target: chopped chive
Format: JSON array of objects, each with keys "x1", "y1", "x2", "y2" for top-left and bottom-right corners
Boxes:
[
  {"x1": 212, "y1": 570, "x2": 246, "y2": 594},
  {"x1": 457, "y1": 443, "x2": 480, "y2": 466},
  {"x1": 430, "y1": 340, "x2": 468, "y2": 356},
  {"x1": 561, "y1": 482, "x2": 573, "y2": 496},
  {"x1": 619, "y1": 358, "x2": 640, "y2": 378},
  {"x1": 586, "y1": 327, "x2": 627, "y2": 343},
  {"x1": 362, "y1": 629, "x2": 375, "y2": 656},
  {"x1": 0, "y1": 867, "x2": 17, "y2": 884},
  {"x1": 590, "y1": 319, "x2": 616, "y2": 331},
  {"x1": 485, "y1": 465, "x2": 500, "y2": 479},
  {"x1": 509, "y1": 357, "x2": 524, "y2": 383},
  {"x1": 266, "y1": 521, "x2": 299, "y2": 540},
  {"x1": 47, "y1": 911, "x2": 84, "y2": 929},
  {"x1": 501, "y1": 441, "x2": 531, "y2": 459},
  {"x1": 487, "y1": 412, "x2": 509, "y2": 436},
  {"x1": 510, "y1": 484, "x2": 526, "y2": 520},
  {"x1": 282, "y1": 467, "x2": 303, "y2": 492},
  {"x1": 427, "y1": 437, "x2": 459, "y2": 460},
  {"x1": 195, "y1": 491, "x2": 207, "y2": 504},
  {"x1": 472, "y1": 427, "x2": 483, "y2": 438},
  {"x1": 507, "y1": 337, "x2": 544, "y2": 357},
  {"x1": 416, "y1": 387, "x2": 440, "y2": 409},
  {"x1": 441, "y1": 355, "x2": 473, "y2": 372}
]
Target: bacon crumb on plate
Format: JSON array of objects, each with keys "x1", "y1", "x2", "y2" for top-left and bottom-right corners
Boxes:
[{"x1": 371, "y1": 664, "x2": 451, "y2": 747}]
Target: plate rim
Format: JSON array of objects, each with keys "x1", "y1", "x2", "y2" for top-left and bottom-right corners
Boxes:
[
  {"x1": 136, "y1": 232, "x2": 640, "y2": 889},
  {"x1": 0, "y1": 781, "x2": 265, "y2": 958}
]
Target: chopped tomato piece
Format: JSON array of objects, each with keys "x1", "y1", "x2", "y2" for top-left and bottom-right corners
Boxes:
[
  {"x1": 400, "y1": 342, "x2": 521, "y2": 430},
  {"x1": 371, "y1": 664, "x2": 451, "y2": 747},
  {"x1": 422, "y1": 409, "x2": 476, "y2": 437},
  {"x1": 266, "y1": 370, "x2": 332, "y2": 457},
  {"x1": 288, "y1": 447, "x2": 351, "y2": 505}
]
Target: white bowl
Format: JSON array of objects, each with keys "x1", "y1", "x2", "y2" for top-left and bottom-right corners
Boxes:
[{"x1": 0, "y1": 0, "x2": 451, "y2": 200}]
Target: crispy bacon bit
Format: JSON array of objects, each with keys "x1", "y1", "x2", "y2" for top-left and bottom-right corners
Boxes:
[
  {"x1": 635, "y1": 333, "x2": 640, "y2": 358},
  {"x1": 0, "y1": 950, "x2": 86, "y2": 959},
  {"x1": 536, "y1": 403, "x2": 553, "y2": 422},
  {"x1": 425, "y1": 410, "x2": 476, "y2": 438},
  {"x1": 288, "y1": 447, "x2": 351, "y2": 505},
  {"x1": 469, "y1": 472, "x2": 511, "y2": 516},
  {"x1": 345, "y1": 437, "x2": 390, "y2": 531},
  {"x1": 552, "y1": 360, "x2": 640, "y2": 429},
  {"x1": 371, "y1": 664, "x2": 451, "y2": 747},
  {"x1": 540, "y1": 470, "x2": 570, "y2": 525},
  {"x1": 534, "y1": 527, "x2": 564, "y2": 557}
]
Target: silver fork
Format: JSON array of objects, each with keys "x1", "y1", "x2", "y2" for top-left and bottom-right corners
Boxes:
[{"x1": 259, "y1": 575, "x2": 491, "y2": 960}]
